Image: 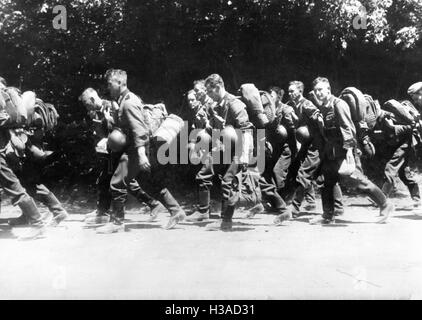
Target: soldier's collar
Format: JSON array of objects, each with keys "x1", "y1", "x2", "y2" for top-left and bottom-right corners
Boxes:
[
  {"x1": 321, "y1": 95, "x2": 334, "y2": 108},
  {"x1": 117, "y1": 89, "x2": 130, "y2": 105}
]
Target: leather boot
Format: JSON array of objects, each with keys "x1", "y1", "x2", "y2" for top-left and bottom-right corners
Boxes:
[
  {"x1": 16, "y1": 196, "x2": 46, "y2": 240},
  {"x1": 160, "y1": 188, "x2": 185, "y2": 230},
  {"x1": 39, "y1": 191, "x2": 68, "y2": 226}
]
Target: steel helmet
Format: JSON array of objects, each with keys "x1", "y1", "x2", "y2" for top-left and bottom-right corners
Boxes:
[
  {"x1": 107, "y1": 129, "x2": 127, "y2": 152},
  {"x1": 296, "y1": 125, "x2": 311, "y2": 144}
]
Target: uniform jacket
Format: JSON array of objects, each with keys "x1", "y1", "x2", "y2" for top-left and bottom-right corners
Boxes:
[
  {"x1": 212, "y1": 92, "x2": 253, "y2": 130},
  {"x1": 320, "y1": 96, "x2": 357, "y2": 157},
  {"x1": 117, "y1": 89, "x2": 149, "y2": 149}
]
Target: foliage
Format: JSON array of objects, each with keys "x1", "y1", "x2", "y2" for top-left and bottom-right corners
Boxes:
[{"x1": 0, "y1": 0, "x2": 422, "y2": 187}]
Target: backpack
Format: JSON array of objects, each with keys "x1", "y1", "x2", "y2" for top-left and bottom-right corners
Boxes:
[
  {"x1": 143, "y1": 103, "x2": 168, "y2": 136},
  {"x1": 382, "y1": 99, "x2": 419, "y2": 125},
  {"x1": 339, "y1": 87, "x2": 380, "y2": 132},
  {"x1": 238, "y1": 83, "x2": 275, "y2": 128},
  {"x1": 0, "y1": 87, "x2": 29, "y2": 126},
  {"x1": 33, "y1": 98, "x2": 59, "y2": 131}
]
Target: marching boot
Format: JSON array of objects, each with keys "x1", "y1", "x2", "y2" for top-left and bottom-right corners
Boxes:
[
  {"x1": 185, "y1": 189, "x2": 210, "y2": 222},
  {"x1": 160, "y1": 188, "x2": 186, "y2": 230},
  {"x1": 131, "y1": 188, "x2": 166, "y2": 221},
  {"x1": 333, "y1": 184, "x2": 344, "y2": 216},
  {"x1": 206, "y1": 200, "x2": 233, "y2": 231},
  {"x1": 39, "y1": 191, "x2": 69, "y2": 226},
  {"x1": 96, "y1": 202, "x2": 125, "y2": 233},
  {"x1": 16, "y1": 196, "x2": 46, "y2": 240}
]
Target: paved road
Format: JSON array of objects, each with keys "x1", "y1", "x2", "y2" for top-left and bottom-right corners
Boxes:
[{"x1": 0, "y1": 195, "x2": 422, "y2": 299}]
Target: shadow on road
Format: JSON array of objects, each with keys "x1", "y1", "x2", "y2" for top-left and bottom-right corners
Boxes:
[
  {"x1": 125, "y1": 223, "x2": 163, "y2": 230},
  {"x1": 393, "y1": 214, "x2": 422, "y2": 220},
  {"x1": 0, "y1": 225, "x2": 17, "y2": 239}
]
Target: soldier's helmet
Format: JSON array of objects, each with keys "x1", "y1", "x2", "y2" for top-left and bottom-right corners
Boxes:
[
  {"x1": 107, "y1": 129, "x2": 127, "y2": 152},
  {"x1": 296, "y1": 125, "x2": 310, "y2": 144},
  {"x1": 275, "y1": 124, "x2": 288, "y2": 142}
]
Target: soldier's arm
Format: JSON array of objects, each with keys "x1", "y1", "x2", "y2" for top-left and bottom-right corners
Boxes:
[
  {"x1": 121, "y1": 100, "x2": 149, "y2": 148},
  {"x1": 302, "y1": 100, "x2": 321, "y2": 123},
  {"x1": 228, "y1": 99, "x2": 251, "y2": 130},
  {"x1": 335, "y1": 99, "x2": 357, "y2": 149}
]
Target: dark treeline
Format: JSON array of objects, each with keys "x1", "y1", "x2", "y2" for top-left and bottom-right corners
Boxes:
[{"x1": 0, "y1": 0, "x2": 421, "y2": 190}]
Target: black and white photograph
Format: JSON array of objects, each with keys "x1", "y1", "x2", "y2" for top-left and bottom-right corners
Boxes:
[{"x1": 0, "y1": 0, "x2": 422, "y2": 301}]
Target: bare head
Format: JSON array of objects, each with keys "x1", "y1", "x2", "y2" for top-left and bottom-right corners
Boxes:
[
  {"x1": 105, "y1": 69, "x2": 127, "y2": 100},
  {"x1": 187, "y1": 89, "x2": 199, "y2": 110},
  {"x1": 79, "y1": 87, "x2": 103, "y2": 111},
  {"x1": 312, "y1": 77, "x2": 331, "y2": 104},
  {"x1": 408, "y1": 82, "x2": 422, "y2": 107},
  {"x1": 269, "y1": 86, "x2": 284, "y2": 102},
  {"x1": 193, "y1": 79, "x2": 208, "y2": 103},
  {"x1": 288, "y1": 81, "x2": 304, "y2": 102},
  {"x1": 204, "y1": 74, "x2": 226, "y2": 103}
]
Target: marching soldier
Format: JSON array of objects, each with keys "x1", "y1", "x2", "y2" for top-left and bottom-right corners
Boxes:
[
  {"x1": 196, "y1": 74, "x2": 255, "y2": 230},
  {"x1": 100, "y1": 69, "x2": 186, "y2": 233},
  {"x1": 80, "y1": 88, "x2": 166, "y2": 228},
  {"x1": 309, "y1": 77, "x2": 394, "y2": 224},
  {"x1": 284, "y1": 81, "x2": 344, "y2": 217}
]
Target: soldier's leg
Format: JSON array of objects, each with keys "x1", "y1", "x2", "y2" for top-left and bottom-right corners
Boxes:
[
  {"x1": 33, "y1": 184, "x2": 68, "y2": 225},
  {"x1": 397, "y1": 142, "x2": 421, "y2": 204},
  {"x1": 206, "y1": 163, "x2": 237, "y2": 231},
  {"x1": 0, "y1": 152, "x2": 45, "y2": 238},
  {"x1": 134, "y1": 164, "x2": 186, "y2": 229},
  {"x1": 273, "y1": 143, "x2": 292, "y2": 193},
  {"x1": 193, "y1": 154, "x2": 214, "y2": 214},
  {"x1": 292, "y1": 146, "x2": 320, "y2": 214},
  {"x1": 382, "y1": 143, "x2": 403, "y2": 198},
  {"x1": 96, "y1": 156, "x2": 114, "y2": 215},
  {"x1": 108, "y1": 153, "x2": 131, "y2": 224},
  {"x1": 342, "y1": 149, "x2": 393, "y2": 223}
]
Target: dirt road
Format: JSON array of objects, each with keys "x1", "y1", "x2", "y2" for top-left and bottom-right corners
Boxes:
[{"x1": 0, "y1": 194, "x2": 422, "y2": 300}]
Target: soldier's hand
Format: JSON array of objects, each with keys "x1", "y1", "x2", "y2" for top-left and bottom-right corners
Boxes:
[
  {"x1": 137, "y1": 147, "x2": 151, "y2": 172},
  {"x1": 213, "y1": 114, "x2": 225, "y2": 129},
  {"x1": 384, "y1": 117, "x2": 395, "y2": 129}
]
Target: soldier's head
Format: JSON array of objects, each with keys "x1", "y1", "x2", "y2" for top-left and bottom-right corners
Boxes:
[
  {"x1": 312, "y1": 77, "x2": 331, "y2": 103},
  {"x1": 408, "y1": 82, "x2": 422, "y2": 107},
  {"x1": 288, "y1": 81, "x2": 304, "y2": 102},
  {"x1": 0, "y1": 76, "x2": 6, "y2": 89},
  {"x1": 269, "y1": 86, "x2": 284, "y2": 103},
  {"x1": 193, "y1": 79, "x2": 208, "y2": 103},
  {"x1": 79, "y1": 87, "x2": 103, "y2": 112},
  {"x1": 187, "y1": 89, "x2": 199, "y2": 110},
  {"x1": 205, "y1": 74, "x2": 226, "y2": 103},
  {"x1": 105, "y1": 69, "x2": 127, "y2": 100}
]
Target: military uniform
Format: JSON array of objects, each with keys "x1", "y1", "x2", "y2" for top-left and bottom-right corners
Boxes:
[
  {"x1": 196, "y1": 92, "x2": 253, "y2": 223},
  {"x1": 372, "y1": 103, "x2": 421, "y2": 204},
  {"x1": 284, "y1": 97, "x2": 344, "y2": 215},
  {"x1": 88, "y1": 99, "x2": 161, "y2": 222},
  {"x1": 317, "y1": 95, "x2": 390, "y2": 222},
  {"x1": 109, "y1": 89, "x2": 184, "y2": 227},
  {"x1": 0, "y1": 98, "x2": 45, "y2": 237}
]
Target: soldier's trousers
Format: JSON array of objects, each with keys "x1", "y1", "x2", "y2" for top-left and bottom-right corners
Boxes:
[
  {"x1": 321, "y1": 147, "x2": 387, "y2": 218},
  {"x1": 110, "y1": 147, "x2": 182, "y2": 222},
  {"x1": 382, "y1": 139, "x2": 420, "y2": 201},
  {"x1": 256, "y1": 141, "x2": 288, "y2": 213},
  {"x1": 102, "y1": 152, "x2": 158, "y2": 217},
  {"x1": 16, "y1": 158, "x2": 67, "y2": 218},
  {"x1": 0, "y1": 151, "x2": 42, "y2": 224},
  {"x1": 282, "y1": 141, "x2": 317, "y2": 204},
  {"x1": 272, "y1": 142, "x2": 292, "y2": 192},
  {"x1": 196, "y1": 153, "x2": 243, "y2": 221}
]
